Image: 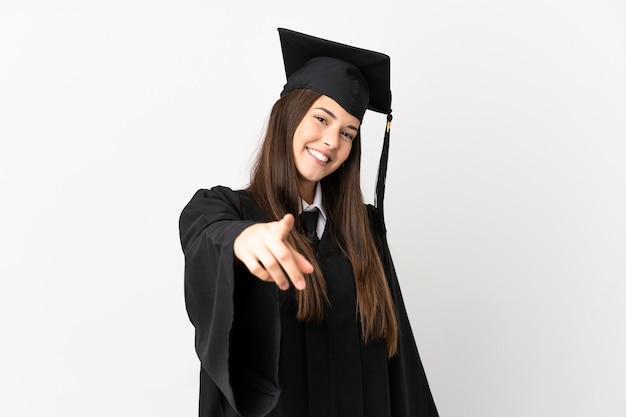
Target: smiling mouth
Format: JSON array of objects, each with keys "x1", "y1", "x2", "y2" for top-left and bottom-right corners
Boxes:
[{"x1": 307, "y1": 147, "x2": 330, "y2": 163}]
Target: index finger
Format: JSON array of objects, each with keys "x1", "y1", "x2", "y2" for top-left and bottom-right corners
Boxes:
[{"x1": 273, "y1": 213, "x2": 295, "y2": 241}]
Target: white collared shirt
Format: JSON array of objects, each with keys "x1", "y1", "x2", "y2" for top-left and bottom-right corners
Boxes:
[{"x1": 299, "y1": 182, "x2": 327, "y2": 239}]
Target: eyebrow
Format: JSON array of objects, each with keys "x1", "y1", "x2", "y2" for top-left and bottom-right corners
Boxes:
[{"x1": 314, "y1": 107, "x2": 359, "y2": 132}]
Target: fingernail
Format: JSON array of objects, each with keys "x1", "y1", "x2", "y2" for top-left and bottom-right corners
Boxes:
[{"x1": 295, "y1": 280, "x2": 306, "y2": 290}]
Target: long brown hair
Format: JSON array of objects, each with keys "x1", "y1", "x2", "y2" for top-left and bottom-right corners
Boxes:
[{"x1": 248, "y1": 89, "x2": 398, "y2": 355}]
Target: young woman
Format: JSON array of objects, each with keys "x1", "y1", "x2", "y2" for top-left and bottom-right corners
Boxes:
[{"x1": 179, "y1": 28, "x2": 439, "y2": 417}]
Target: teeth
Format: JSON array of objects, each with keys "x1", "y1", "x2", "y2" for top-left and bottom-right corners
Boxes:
[{"x1": 307, "y1": 148, "x2": 329, "y2": 162}]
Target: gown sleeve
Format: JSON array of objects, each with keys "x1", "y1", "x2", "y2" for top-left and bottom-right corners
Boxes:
[
  {"x1": 367, "y1": 204, "x2": 440, "y2": 417},
  {"x1": 179, "y1": 186, "x2": 282, "y2": 417}
]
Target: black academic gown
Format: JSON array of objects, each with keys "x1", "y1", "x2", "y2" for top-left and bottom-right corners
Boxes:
[{"x1": 179, "y1": 186, "x2": 438, "y2": 417}]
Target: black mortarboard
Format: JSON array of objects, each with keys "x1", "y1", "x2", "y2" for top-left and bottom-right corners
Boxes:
[
  {"x1": 278, "y1": 28, "x2": 394, "y2": 227},
  {"x1": 278, "y1": 28, "x2": 391, "y2": 121}
]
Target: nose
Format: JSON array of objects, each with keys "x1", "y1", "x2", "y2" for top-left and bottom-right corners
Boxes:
[{"x1": 322, "y1": 130, "x2": 340, "y2": 149}]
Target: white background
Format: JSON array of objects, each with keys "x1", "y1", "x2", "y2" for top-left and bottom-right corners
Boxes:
[{"x1": 1, "y1": 1, "x2": 625, "y2": 416}]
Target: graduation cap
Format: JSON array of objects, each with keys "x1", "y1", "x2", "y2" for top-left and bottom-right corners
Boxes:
[{"x1": 278, "y1": 28, "x2": 394, "y2": 226}]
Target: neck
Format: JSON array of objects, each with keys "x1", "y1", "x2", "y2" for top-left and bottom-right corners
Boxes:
[{"x1": 299, "y1": 181, "x2": 316, "y2": 205}]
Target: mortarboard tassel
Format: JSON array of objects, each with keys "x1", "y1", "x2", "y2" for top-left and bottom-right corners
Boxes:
[{"x1": 375, "y1": 112, "x2": 393, "y2": 232}]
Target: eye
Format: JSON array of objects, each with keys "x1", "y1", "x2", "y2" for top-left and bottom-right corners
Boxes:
[
  {"x1": 314, "y1": 116, "x2": 328, "y2": 125},
  {"x1": 341, "y1": 131, "x2": 355, "y2": 141}
]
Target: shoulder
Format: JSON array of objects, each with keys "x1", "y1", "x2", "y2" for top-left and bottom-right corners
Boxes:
[
  {"x1": 180, "y1": 186, "x2": 247, "y2": 230},
  {"x1": 182, "y1": 186, "x2": 252, "y2": 213},
  {"x1": 179, "y1": 186, "x2": 258, "y2": 249},
  {"x1": 189, "y1": 185, "x2": 245, "y2": 204},
  {"x1": 182, "y1": 186, "x2": 266, "y2": 223}
]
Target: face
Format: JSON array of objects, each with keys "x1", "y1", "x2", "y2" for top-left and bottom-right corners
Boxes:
[{"x1": 292, "y1": 95, "x2": 360, "y2": 199}]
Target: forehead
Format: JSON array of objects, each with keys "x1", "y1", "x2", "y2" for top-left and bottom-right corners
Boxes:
[{"x1": 310, "y1": 96, "x2": 361, "y2": 126}]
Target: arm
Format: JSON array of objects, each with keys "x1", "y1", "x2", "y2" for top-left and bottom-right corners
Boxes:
[{"x1": 180, "y1": 187, "x2": 280, "y2": 417}]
